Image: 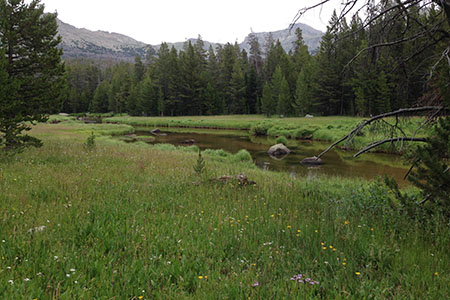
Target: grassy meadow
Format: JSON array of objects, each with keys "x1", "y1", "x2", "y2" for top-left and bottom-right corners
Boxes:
[
  {"x1": 0, "y1": 121, "x2": 448, "y2": 299},
  {"x1": 104, "y1": 115, "x2": 429, "y2": 152}
]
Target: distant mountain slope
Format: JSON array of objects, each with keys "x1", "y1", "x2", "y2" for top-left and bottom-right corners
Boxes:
[
  {"x1": 240, "y1": 23, "x2": 323, "y2": 55},
  {"x1": 57, "y1": 19, "x2": 148, "y2": 61},
  {"x1": 57, "y1": 19, "x2": 323, "y2": 61}
]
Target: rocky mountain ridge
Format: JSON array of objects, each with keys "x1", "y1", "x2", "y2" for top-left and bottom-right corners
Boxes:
[{"x1": 57, "y1": 18, "x2": 323, "y2": 61}]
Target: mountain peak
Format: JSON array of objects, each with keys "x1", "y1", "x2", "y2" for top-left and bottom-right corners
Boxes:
[{"x1": 57, "y1": 18, "x2": 323, "y2": 61}]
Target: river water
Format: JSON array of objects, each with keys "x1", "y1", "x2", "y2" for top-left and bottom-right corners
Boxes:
[{"x1": 136, "y1": 129, "x2": 410, "y2": 185}]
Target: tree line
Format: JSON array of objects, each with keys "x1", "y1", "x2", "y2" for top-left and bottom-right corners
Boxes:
[{"x1": 61, "y1": 2, "x2": 448, "y2": 117}]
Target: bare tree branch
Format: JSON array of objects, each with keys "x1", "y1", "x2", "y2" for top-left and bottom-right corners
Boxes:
[
  {"x1": 316, "y1": 106, "x2": 444, "y2": 159},
  {"x1": 353, "y1": 137, "x2": 428, "y2": 157},
  {"x1": 344, "y1": 24, "x2": 445, "y2": 70},
  {"x1": 290, "y1": 0, "x2": 331, "y2": 30}
]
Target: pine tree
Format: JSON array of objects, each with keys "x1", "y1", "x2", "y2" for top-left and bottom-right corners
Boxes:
[
  {"x1": 291, "y1": 27, "x2": 311, "y2": 74},
  {"x1": 229, "y1": 60, "x2": 246, "y2": 114},
  {"x1": 375, "y1": 71, "x2": 391, "y2": 114},
  {"x1": 179, "y1": 41, "x2": 203, "y2": 115},
  {"x1": 92, "y1": 81, "x2": 111, "y2": 113},
  {"x1": 271, "y1": 66, "x2": 284, "y2": 101},
  {"x1": 261, "y1": 82, "x2": 275, "y2": 117},
  {"x1": 294, "y1": 65, "x2": 314, "y2": 116},
  {"x1": 0, "y1": 0, "x2": 65, "y2": 150},
  {"x1": 157, "y1": 88, "x2": 165, "y2": 116},
  {"x1": 248, "y1": 32, "x2": 263, "y2": 75},
  {"x1": 277, "y1": 77, "x2": 292, "y2": 116},
  {"x1": 138, "y1": 76, "x2": 158, "y2": 116},
  {"x1": 133, "y1": 55, "x2": 145, "y2": 83},
  {"x1": 408, "y1": 117, "x2": 450, "y2": 216},
  {"x1": 263, "y1": 40, "x2": 285, "y2": 82}
]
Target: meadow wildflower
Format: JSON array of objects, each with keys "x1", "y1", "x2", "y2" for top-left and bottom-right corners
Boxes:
[
  {"x1": 291, "y1": 274, "x2": 319, "y2": 285},
  {"x1": 252, "y1": 282, "x2": 259, "y2": 287},
  {"x1": 355, "y1": 272, "x2": 361, "y2": 275}
]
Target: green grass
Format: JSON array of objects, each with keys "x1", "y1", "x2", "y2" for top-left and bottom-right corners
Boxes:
[
  {"x1": 0, "y1": 123, "x2": 447, "y2": 299},
  {"x1": 104, "y1": 115, "x2": 428, "y2": 152}
]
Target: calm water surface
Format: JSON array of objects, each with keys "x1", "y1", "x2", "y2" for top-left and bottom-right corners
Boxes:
[{"x1": 137, "y1": 130, "x2": 410, "y2": 185}]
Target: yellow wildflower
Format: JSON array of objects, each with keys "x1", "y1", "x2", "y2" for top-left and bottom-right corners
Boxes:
[{"x1": 355, "y1": 272, "x2": 361, "y2": 275}]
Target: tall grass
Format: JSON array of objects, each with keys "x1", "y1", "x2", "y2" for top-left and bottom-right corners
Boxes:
[{"x1": 0, "y1": 123, "x2": 447, "y2": 299}]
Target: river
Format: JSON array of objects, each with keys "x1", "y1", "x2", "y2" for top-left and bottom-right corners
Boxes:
[{"x1": 134, "y1": 129, "x2": 410, "y2": 185}]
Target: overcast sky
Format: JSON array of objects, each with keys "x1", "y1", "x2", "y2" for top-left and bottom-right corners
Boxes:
[{"x1": 39, "y1": 0, "x2": 348, "y2": 45}]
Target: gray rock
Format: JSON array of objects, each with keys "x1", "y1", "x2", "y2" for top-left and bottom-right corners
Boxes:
[
  {"x1": 267, "y1": 143, "x2": 291, "y2": 157},
  {"x1": 305, "y1": 114, "x2": 314, "y2": 118},
  {"x1": 183, "y1": 139, "x2": 196, "y2": 144},
  {"x1": 301, "y1": 156, "x2": 323, "y2": 165}
]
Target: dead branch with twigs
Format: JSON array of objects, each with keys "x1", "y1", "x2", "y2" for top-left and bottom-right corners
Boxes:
[{"x1": 316, "y1": 106, "x2": 445, "y2": 159}]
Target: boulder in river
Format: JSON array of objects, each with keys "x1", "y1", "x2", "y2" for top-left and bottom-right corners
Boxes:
[
  {"x1": 151, "y1": 128, "x2": 161, "y2": 134},
  {"x1": 301, "y1": 156, "x2": 323, "y2": 165},
  {"x1": 183, "y1": 139, "x2": 196, "y2": 144},
  {"x1": 267, "y1": 143, "x2": 291, "y2": 157}
]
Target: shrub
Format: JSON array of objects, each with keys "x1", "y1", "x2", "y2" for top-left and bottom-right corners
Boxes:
[
  {"x1": 193, "y1": 149, "x2": 206, "y2": 177},
  {"x1": 276, "y1": 136, "x2": 288, "y2": 145},
  {"x1": 84, "y1": 132, "x2": 96, "y2": 151},
  {"x1": 250, "y1": 122, "x2": 271, "y2": 136},
  {"x1": 294, "y1": 128, "x2": 315, "y2": 139},
  {"x1": 203, "y1": 149, "x2": 230, "y2": 161},
  {"x1": 233, "y1": 149, "x2": 252, "y2": 162}
]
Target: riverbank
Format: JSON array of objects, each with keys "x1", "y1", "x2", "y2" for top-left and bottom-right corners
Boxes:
[
  {"x1": 103, "y1": 114, "x2": 428, "y2": 152},
  {"x1": 0, "y1": 122, "x2": 447, "y2": 299}
]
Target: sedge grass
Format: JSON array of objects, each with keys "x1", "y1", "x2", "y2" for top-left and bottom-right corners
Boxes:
[
  {"x1": 104, "y1": 115, "x2": 428, "y2": 153},
  {"x1": 0, "y1": 123, "x2": 447, "y2": 299}
]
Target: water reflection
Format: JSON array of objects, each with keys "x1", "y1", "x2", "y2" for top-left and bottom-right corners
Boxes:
[{"x1": 135, "y1": 130, "x2": 410, "y2": 185}]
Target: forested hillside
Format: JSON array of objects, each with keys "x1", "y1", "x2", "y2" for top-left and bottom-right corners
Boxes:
[{"x1": 61, "y1": 4, "x2": 448, "y2": 117}]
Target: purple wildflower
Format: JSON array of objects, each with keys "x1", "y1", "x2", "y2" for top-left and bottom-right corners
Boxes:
[
  {"x1": 305, "y1": 278, "x2": 311, "y2": 282},
  {"x1": 252, "y1": 282, "x2": 259, "y2": 287},
  {"x1": 291, "y1": 274, "x2": 303, "y2": 280}
]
